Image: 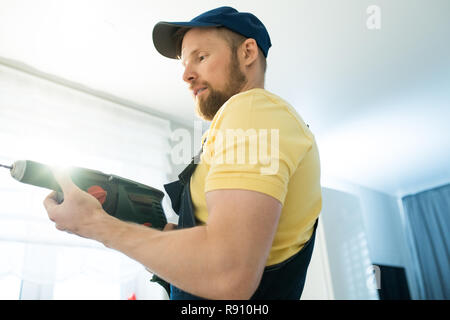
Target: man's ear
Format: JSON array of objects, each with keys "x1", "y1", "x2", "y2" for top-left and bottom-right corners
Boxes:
[{"x1": 241, "y1": 38, "x2": 259, "y2": 67}]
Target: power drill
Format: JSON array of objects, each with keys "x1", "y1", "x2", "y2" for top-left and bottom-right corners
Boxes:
[{"x1": 0, "y1": 160, "x2": 167, "y2": 230}]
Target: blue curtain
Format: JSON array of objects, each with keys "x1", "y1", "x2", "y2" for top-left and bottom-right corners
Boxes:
[{"x1": 402, "y1": 183, "x2": 450, "y2": 299}]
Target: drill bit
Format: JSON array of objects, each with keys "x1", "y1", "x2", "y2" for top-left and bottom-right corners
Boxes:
[{"x1": 0, "y1": 163, "x2": 13, "y2": 170}]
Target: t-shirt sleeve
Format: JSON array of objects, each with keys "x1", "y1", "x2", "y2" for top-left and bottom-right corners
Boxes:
[{"x1": 203, "y1": 93, "x2": 313, "y2": 205}]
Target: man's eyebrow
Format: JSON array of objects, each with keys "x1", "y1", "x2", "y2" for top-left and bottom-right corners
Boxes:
[{"x1": 181, "y1": 49, "x2": 200, "y2": 66}]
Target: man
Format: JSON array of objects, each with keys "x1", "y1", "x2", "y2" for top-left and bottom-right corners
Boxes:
[{"x1": 44, "y1": 6, "x2": 322, "y2": 300}]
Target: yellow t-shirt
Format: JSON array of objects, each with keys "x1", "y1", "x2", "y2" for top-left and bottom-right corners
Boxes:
[{"x1": 190, "y1": 88, "x2": 322, "y2": 266}]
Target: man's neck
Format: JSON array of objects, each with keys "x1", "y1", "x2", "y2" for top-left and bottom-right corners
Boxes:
[{"x1": 240, "y1": 78, "x2": 265, "y2": 93}]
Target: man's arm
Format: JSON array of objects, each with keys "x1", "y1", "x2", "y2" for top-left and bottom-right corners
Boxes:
[{"x1": 44, "y1": 170, "x2": 282, "y2": 299}]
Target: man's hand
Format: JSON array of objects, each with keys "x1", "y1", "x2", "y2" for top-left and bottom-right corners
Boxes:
[{"x1": 43, "y1": 168, "x2": 109, "y2": 239}]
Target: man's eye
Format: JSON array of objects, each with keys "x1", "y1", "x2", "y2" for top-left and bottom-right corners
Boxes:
[{"x1": 199, "y1": 55, "x2": 206, "y2": 61}]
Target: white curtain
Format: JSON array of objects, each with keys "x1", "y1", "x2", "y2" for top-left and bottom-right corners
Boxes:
[{"x1": 0, "y1": 63, "x2": 173, "y2": 299}]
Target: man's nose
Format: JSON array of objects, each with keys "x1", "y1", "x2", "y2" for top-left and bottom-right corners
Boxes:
[{"x1": 182, "y1": 65, "x2": 197, "y2": 83}]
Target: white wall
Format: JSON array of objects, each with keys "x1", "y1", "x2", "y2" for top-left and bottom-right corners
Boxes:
[
  {"x1": 302, "y1": 187, "x2": 379, "y2": 299},
  {"x1": 321, "y1": 176, "x2": 420, "y2": 299},
  {"x1": 301, "y1": 218, "x2": 334, "y2": 299}
]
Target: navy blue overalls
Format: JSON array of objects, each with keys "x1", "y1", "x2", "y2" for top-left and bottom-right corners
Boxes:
[{"x1": 161, "y1": 150, "x2": 318, "y2": 300}]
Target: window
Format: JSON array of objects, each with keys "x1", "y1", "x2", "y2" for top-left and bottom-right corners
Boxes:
[
  {"x1": 0, "y1": 274, "x2": 21, "y2": 300},
  {"x1": 0, "y1": 63, "x2": 173, "y2": 299}
]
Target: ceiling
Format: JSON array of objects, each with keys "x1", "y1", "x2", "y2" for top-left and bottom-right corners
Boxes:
[{"x1": 0, "y1": 0, "x2": 449, "y2": 198}]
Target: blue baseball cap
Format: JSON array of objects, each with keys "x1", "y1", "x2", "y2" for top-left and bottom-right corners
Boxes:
[{"x1": 152, "y1": 6, "x2": 272, "y2": 59}]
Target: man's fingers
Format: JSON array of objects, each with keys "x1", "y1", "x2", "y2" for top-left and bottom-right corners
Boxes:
[
  {"x1": 43, "y1": 191, "x2": 57, "y2": 209},
  {"x1": 55, "y1": 224, "x2": 66, "y2": 231},
  {"x1": 51, "y1": 167, "x2": 77, "y2": 194},
  {"x1": 43, "y1": 191, "x2": 58, "y2": 221}
]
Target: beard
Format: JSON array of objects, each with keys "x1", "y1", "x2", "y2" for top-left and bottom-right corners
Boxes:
[{"x1": 195, "y1": 51, "x2": 247, "y2": 121}]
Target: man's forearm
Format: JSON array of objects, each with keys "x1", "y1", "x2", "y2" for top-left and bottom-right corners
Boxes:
[{"x1": 93, "y1": 212, "x2": 242, "y2": 299}]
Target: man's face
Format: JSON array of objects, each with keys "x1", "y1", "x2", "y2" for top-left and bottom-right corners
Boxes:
[{"x1": 181, "y1": 28, "x2": 247, "y2": 121}]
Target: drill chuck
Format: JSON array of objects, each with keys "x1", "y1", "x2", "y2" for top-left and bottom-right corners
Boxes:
[
  {"x1": 10, "y1": 160, "x2": 27, "y2": 181},
  {"x1": 10, "y1": 160, "x2": 61, "y2": 190}
]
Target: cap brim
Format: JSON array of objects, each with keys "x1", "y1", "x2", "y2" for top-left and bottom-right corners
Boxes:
[{"x1": 153, "y1": 21, "x2": 221, "y2": 59}]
